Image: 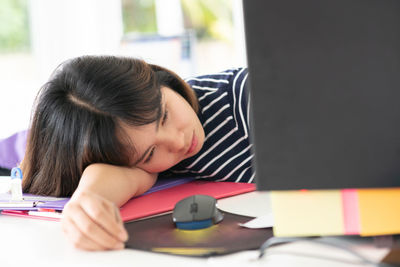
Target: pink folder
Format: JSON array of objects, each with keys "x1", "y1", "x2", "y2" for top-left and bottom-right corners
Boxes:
[
  {"x1": 0, "y1": 210, "x2": 60, "y2": 221},
  {"x1": 120, "y1": 180, "x2": 255, "y2": 222}
]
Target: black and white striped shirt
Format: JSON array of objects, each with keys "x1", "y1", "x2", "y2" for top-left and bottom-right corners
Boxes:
[{"x1": 160, "y1": 68, "x2": 255, "y2": 183}]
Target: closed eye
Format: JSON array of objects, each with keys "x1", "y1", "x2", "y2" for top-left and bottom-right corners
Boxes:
[
  {"x1": 144, "y1": 147, "x2": 155, "y2": 163},
  {"x1": 144, "y1": 106, "x2": 168, "y2": 164},
  {"x1": 161, "y1": 108, "x2": 168, "y2": 125}
]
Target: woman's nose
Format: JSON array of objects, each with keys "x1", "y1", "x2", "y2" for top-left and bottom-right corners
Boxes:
[{"x1": 165, "y1": 131, "x2": 185, "y2": 153}]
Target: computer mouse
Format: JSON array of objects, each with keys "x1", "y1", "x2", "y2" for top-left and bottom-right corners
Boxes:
[{"x1": 172, "y1": 194, "x2": 224, "y2": 230}]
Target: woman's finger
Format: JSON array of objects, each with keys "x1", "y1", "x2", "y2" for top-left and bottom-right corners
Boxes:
[
  {"x1": 78, "y1": 194, "x2": 128, "y2": 243},
  {"x1": 65, "y1": 201, "x2": 125, "y2": 250},
  {"x1": 61, "y1": 215, "x2": 108, "y2": 251}
]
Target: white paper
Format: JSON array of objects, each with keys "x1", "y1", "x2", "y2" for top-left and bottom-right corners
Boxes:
[{"x1": 238, "y1": 214, "x2": 274, "y2": 229}]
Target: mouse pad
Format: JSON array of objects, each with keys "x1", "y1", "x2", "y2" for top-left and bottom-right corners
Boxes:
[{"x1": 124, "y1": 212, "x2": 273, "y2": 257}]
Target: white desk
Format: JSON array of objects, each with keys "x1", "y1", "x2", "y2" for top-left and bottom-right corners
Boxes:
[{"x1": 0, "y1": 191, "x2": 391, "y2": 267}]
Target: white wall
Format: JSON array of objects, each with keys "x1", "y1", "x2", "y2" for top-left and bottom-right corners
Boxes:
[{"x1": 29, "y1": 0, "x2": 123, "y2": 82}]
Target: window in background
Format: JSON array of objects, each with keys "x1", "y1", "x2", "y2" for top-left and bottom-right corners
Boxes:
[
  {"x1": 120, "y1": 0, "x2": 246, "y2": 76},
  {"x1": 0, "y1": 0, "x2": 124, "y2": 139},
  {"x1": 0, "y1": 0, "x2": 246, "y2": 139},
  {"x1": 0, "y1": 0, "x2": 36, "y2": 139},
  {"x1": 181, "y1": 0, "x2": 245, "y2": 75},
  {"x1": 119, "y1": 0, "x2": 193, "y2": 76}
]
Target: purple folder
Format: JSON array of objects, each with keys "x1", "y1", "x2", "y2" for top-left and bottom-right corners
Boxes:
[
  {"x1": 0, "y1": 193, "x2": 69, "y2": 211},
  {"x1": 0, "y1": 177, "x2": 195, "y2": 211}
]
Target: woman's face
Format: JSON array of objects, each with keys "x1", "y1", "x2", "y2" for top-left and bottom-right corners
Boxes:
[{"x1": 122, "y1": 86, "x2": 205, "y2": 173}]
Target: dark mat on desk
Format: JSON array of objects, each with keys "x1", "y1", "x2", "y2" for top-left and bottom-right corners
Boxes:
[
  {"x1": 124, "y1": 212, "x2": 273, "y2": 257},
  {"x1": 381, "y1": 247, "x2": 400, "y2": 266}
]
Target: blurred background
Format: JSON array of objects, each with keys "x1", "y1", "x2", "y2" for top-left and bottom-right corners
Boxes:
[{"x1": 0, "y1": 0, "x2": 247, "y2": 139}]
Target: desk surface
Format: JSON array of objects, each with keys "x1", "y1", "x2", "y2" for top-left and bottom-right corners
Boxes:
[{"x1": 0, "y1": 191, "x2": 390, "y2": 267}]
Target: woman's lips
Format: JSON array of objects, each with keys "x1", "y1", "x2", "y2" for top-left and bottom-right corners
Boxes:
[{"x1": 186, "y1": 132, "x2": 197, "y2": 155}]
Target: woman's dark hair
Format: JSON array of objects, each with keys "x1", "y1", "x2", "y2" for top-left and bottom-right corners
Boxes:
[{"x1": 21, "y1": 55, "x2": 198, "y2": 197}]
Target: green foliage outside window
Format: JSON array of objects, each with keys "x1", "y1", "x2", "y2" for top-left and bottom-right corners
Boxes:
[
  {"x1": 122, "y1": 0, "x2": 233, "y2": 41},
  {"x1": 181, "y1": 0, "x2": 233, "y2": 41},
  {"x1": 0, "y1": 0, "x2": 30, "y2": 53},
  {"x1": 122, "y1": 0, "x2": 158, "y2": 34}
]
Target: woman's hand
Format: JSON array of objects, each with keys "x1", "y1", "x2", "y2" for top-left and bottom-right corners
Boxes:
[
  {"x1": 60, "y1": 163, "x2": 156, "y2": 251},
  {"x1": 61, "y1": 191, "x2": 129, "y2": 251}
]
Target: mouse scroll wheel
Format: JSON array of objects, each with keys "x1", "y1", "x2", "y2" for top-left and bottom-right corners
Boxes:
[{"x1": 190, "y1": 203, "x2": 198, "y2": 214}]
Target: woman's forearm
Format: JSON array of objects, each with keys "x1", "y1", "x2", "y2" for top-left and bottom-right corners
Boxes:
[{"x1": 72, "y1": 163, "x2": 157, "y2": 207}]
